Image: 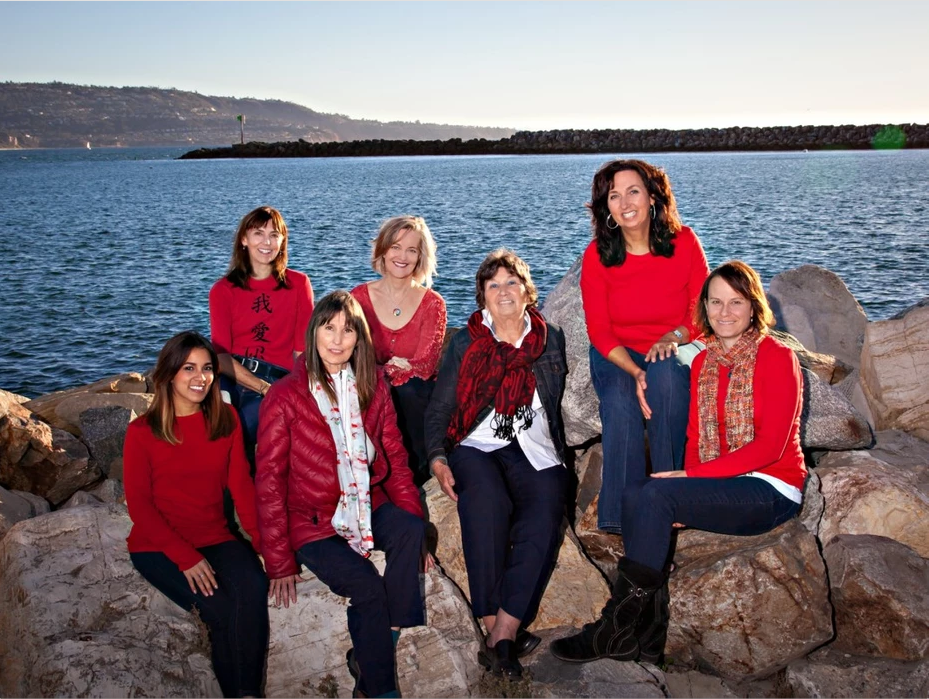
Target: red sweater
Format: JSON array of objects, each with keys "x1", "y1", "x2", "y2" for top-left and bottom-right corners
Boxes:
[
  {"x1": 684, "y1": 336, "x2": 806, "y2": 490},
  {"x1": 124, "y1": 409, "x2": 261, "y2": 571},
  {"x1": 580, "y1": 226, "x2": 709, "y2": 356},
  {"x1": 209, "y1": 270, "x2": 314, "y2": 369},
  {"x1": 351, "y1": 283, "x2": 447, "y2": 385}
]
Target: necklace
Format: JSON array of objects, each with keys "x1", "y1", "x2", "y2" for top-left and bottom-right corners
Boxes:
[{"x1": 382, "y1": 281, "x2": 414, "y2": 318}]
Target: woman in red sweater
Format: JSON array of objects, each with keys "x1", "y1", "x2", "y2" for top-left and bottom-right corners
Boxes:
[
  {"x1": 552, "y1": 260, "x2": 805, "y2": 665},
  {"x1": 209, "y1": 206, "x2": 315, "y2": 465},
  {"x1": 124, "y1": 331, "x2": 268, "y2": 698},
  {"x1": 580, "y1": 159, "x2": 710, "y2": 533},
  {"x1": 256, "y1": 291, "x2": 429, "y2": 699},
  {"x1": 351, "y1": 215, "x2": 447, "y2": 487}
]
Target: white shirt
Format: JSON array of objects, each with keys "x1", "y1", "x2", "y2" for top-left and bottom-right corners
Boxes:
[{"x1": 460, "y1": 310, "x2": 562, "y2": 471}]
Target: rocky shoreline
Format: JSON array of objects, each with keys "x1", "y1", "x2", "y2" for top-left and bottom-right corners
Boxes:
[
  {"x1": 178, "y1": 123, "x2": 929, "y2": 160},
  {"x1": 2, "y1": 261, "x2": 928, "y2": 698}
]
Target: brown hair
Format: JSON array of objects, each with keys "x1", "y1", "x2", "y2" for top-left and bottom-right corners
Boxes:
[
  {"x1": 371, "y1": 215, "x2": 438, "y2": 288},
  {"x1": 145, "y1": 331, "x2": 235, "y2": 444},
  {"x1": 694, "y1": 260, "x2": 776, "y2": 338},
  {"x1": 304, "y1": 291, "x2": 377, "y2": 410},
  {"x1": 474, "y1": 248, "x2": 539, "y2": 310},
  {"x1": 224, "y1": 206, "x2": 290, "y2": 290},
  {"x1": 587, "y1": 159, "x2": 682, "y2": 267}
]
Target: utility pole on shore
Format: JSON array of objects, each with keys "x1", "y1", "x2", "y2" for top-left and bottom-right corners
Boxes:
[{"x1": 236, "y1": 114, "x2": 245, "y2": 145}]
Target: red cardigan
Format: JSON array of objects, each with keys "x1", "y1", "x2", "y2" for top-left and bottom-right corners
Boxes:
[
  {"x1": 580, "y1": 226, "x2": 709, "y2": 356},
  {"x1": 124, "y1": 409, "x2": 260, "y2": 571},
  {"x1": 684, "y1": 335, "x2": 806, "y2": 490},
  {"x1": 255, "y1": 358, "x2": 423, "y2": 579}
]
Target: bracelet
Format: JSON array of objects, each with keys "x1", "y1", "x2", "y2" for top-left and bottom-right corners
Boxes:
[{"x1": 672, "y1": 329, "x2": 684, "y2": 341}]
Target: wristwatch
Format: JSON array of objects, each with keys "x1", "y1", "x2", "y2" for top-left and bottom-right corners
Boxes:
[{"x1": 672, "y1": 329, "x2": 684, "y2": 341}]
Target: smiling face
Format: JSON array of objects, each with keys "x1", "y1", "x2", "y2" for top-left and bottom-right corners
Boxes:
[
  {"x1": 607, "y1": 169, "x2": 655, "y2": 238},
  {"x1": 316, "y1": 311, "x2": 358, "y2": 374},
  {"x1": 706, "y1": 276, "x2": 753, "y2": 351},
  {"x1": 483, "y1": 266, "x2": 531, "y2": 325},
  {"x1": 241, "y1": 220, "x2": 283, "y2": 272},
  {"x1": 382, "y1": 227, "x2": 422, "y2": 281},
  {"x1": 171, "y1": 348, "x2": 214, "y2": 416}
]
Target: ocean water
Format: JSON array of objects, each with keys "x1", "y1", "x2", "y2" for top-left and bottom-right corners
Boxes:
[{"x1": 2, "y1": 147, "x2": 928, "y2": 398}]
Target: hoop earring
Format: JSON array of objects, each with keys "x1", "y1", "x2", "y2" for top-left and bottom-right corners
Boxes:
[
  {"x1": 650, "y1": 204, "x2": 656, "y2": 220},
  {"x1": 606, "y1": 214, "x2": 620, "y2": 230}
]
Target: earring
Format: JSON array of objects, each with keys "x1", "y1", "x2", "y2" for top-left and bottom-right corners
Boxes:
[
  {"x1": 650, "y1": 204, "x2": 656, "y2": 220},
  {"x1": 606, "y1": 214, "x2": 620, "y2": 230}
]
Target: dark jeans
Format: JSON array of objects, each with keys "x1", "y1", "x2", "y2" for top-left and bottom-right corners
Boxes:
[
  {"x1": 297, "y1": 502, "x2": 425, "y2": 698},
  {"x1": 590, "y1": 345, "x2": 694, "y2": 532},
  {"x1": 219, "y1": 375, "x2": 269, "y2": 471},
  {"x1": 390, "y1": 377, "x2": 435, "y2": 487},
  {"x1": 130, "y1": 540, "x2": 270, "y2": 698},
  {"x1": 622, "y1": 476, "x2": 801, "y2": 572},
  {"x1": 450, "y1": 441, "x2": 567, "y2": 624}
]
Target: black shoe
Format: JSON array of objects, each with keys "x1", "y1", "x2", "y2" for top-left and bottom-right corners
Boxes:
[
  {"x1": 478, "y1": 638, "x2": 523, "y2": 679},
  {"x1": 635, "y1": 577, "x2": 670, "y2": 664},
  {"x1": 483, "y1": 628, "x2": 541, "y2": 659},
  {"x1": 550, "y1": 558, "x2": 661, "y2": 664}
]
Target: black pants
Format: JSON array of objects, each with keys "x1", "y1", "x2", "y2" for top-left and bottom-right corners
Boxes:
[
  {"x1": 390, "y1": 377, "x2": 435, "y2": 487},
  {"x1": 130, "y1": 540, "x2": 269, "y2": 698}
]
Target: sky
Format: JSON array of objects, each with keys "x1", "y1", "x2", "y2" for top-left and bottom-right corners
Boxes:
[{"x1": 3, "y1": 1, "x2": 928, "y2": 131}]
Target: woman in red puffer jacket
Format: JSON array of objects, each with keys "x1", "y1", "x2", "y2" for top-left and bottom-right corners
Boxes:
[{"x1": 255, "y1": 290, "x2": 430, "y2": 699}]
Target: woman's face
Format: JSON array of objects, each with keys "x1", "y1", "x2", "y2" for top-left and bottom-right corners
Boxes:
[
  {"x1": 382, "y1": 227, "x2": 421, "y2": 281},
  {"x1": 316, "y1": 311, "x2": 358, "y2": 374},
  {"x1": 483, "y1": 266, "x2": 530, "y2": 324},
  {"x1": 607, "y1": 169, "x2": 655, "y2": 236},
  {"x1": 706, "y1": 276, "x2": 753, "y2": 351},
  {"x1": 241, "y1": 220, "x2": 283, "y2": 271},
  {"x1": 171, "y1": 348, "x2": 214, "y2": 416}
]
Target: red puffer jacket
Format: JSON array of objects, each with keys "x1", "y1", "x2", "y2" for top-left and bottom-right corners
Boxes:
[{"x1": 255, "y1": 357, "x2": 423, "y2": 579}]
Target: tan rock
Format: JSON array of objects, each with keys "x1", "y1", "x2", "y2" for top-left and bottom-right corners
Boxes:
[
  {"x1": 860, "y1": 298, "x2": 929, "y2": 440},
  {"x1": 786, "y1": 645, "x2": 929, "y2": 698},
  {"x1": 423, "y1": 476, "x2": 611, "y2": 632},
  {"x1": 769, "y1": 330, "x2": 853, "y2": 385},
  {"x1": 823, "y1": 534, "x2": 929, "y2": 661},
  {"x1": 666, "y1": 518, "x2": 833, "y2": 680},
  {"x1": 23, "y1": 372, "x2": 149, "y2": 435},
  {"x1": 801, "y1": 368, "x2": 873, "y2": 450},
  {"x1": 55, "y1": 392, "x2": 152, "y2": 436},
  {"x1": 817, "y1": 449, "x2": 929, "y2": 558}
]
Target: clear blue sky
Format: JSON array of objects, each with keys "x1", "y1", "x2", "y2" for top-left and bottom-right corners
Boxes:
[{"x1": 3, "y1": 1, "x2": 927, "y2": 130}]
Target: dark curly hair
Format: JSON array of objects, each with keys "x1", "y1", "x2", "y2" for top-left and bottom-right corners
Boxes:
[{"x1": 586, "y1": 159, "x2": 682, "y2": 267}]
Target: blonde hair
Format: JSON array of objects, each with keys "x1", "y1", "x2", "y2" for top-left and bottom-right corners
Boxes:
[{"x1": 371, "y1": 215, "x2": 438, "y2": 288}]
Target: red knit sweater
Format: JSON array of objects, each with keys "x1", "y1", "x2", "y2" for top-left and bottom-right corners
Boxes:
[
  {"x1": 684, "y1": 335, "x2": 806, "y2": 490},
  {"x1": 124, "y1": 409, "x2": 260, "y2": 571},
  {"x1": 580, "y1": 226, "x2": 709, "y2": 356},
  {"x1": 209, "y1": 270, "x2": 314, "y2": 369}
]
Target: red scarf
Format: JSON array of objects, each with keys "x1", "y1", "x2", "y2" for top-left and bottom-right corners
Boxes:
[
  {"x1": 697, "y1": 329, "x2": 762, "y2": 463},
  {"x1": 446, "y1": 307, "x2": 547, "y2": 449}
]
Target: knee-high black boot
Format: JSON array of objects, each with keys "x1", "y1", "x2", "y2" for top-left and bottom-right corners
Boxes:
[
  {"x1": 550, "y1": 557, "x2": 662, "y2": 663},
  {"x1": 635, "y1": 575, "x2": 670, "y2": 664}
]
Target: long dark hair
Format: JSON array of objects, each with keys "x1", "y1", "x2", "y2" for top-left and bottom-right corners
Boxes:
[
  {"x1": 146, "y1": 331, "x2": 234, "y2": 444},
  {"x1": 305, "y1": 291, "x2": 377, "y2": 411},
  {"x1": 587, "y1": 159, "x2": 682, "y2": 267},
  {"x1": 224, "y1": 206, "x2": 290, "y2": 290},
  {"x1": 693, "y1": 260, "x2": 776, "y2": 338}
]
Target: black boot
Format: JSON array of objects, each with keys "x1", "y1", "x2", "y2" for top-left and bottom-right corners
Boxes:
[
  {"x1": 550, "y1": 558, "x2": 662, "y2": 663},
  {"x1": 635, "y1": 575, "x2": 670, "y2": 664}
]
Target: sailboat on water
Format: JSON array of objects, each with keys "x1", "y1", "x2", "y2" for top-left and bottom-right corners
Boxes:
[{"x1": 86, "y1": 141, "x2": 91, "y2": 150}]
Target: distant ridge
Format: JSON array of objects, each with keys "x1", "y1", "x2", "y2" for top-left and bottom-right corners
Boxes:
[{"x1": 0, "y1": 81, "x2": 515, "y2": 148}]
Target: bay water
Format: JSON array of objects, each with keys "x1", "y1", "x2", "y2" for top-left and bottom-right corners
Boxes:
[{"x1": 2, "y1": 147, "x2": 927, "y2": 398}]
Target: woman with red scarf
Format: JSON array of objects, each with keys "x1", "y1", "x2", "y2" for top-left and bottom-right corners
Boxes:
[
  {"x1": 551, "y1": 260, "x2": 805, "y2": 666},
  {"x1": 425, "y1": 249, "x2": 568, "y2": 681}
]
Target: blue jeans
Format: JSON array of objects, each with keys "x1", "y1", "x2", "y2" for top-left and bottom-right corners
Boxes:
[
  {"x1": 590, "y1": 345, "x2": 696, "y2": 533},
  {"x1": 219, "y1": 375, "x2": 266, "y2": 470},
  {"x1": 130, "y1": 540, "x2": 270, "y2": 698},
  {"x1": 622, "y1": 476, "x2": 801, "y2": 572},
  {"x1": 297, "y1": 502, "x2": 425, "y2": 698}
]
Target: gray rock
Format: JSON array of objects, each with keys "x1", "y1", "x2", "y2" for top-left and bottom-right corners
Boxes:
[
  {"x1": 0, "y1": 485, "x2": 49, "y2": 540},
  {"x1": 86, "y1": 478, "x2": 125, "y2": 504},
  {"x1": 798, "y1": 469, "x2": 824, "y2": 537},
  {"x1": 801, "y1": 368, "x2": 874, "y2": 450},
  {"x1": 785, "y1": 646, "x2": 929, "y2": 698},
  {"x1": 767, "y1": 265, "x2": 868, "y2": 368},
  {"x1": 664, "y1": 669, "x2": 739, "y2": 698},
  {"x1": 60, "y1": 490, "x2": 104, "y2": 509},
  {"x1": 823, "y1": 534, "x2": 929, "y2": 660},
  {"x1": 78, "y1": 405, "x2": 136, "y2": 479}
]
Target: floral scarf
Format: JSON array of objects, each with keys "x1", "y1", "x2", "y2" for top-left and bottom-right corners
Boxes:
[
  {"x1": 697, "y1": 328, "x2": 763, "y2": 463},
  {"x1": 311, "y1": 367, "x2": 374, "y2": 557}
]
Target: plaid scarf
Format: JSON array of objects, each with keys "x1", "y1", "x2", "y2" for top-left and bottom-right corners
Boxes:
[
  {"x1": 697, "y1": 328, "x2": 763, "y2": 463},
  {"x1": 446, "y1": 307, "x2": 547, "y2": 449}
]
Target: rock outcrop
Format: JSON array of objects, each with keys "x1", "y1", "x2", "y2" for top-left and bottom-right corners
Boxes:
[
  {"x1": 0, "y1": 485, "x2": 49, "y2": 540},
  {"x1": 785, "y1": 646, "x2": 929, "y2": 698}
]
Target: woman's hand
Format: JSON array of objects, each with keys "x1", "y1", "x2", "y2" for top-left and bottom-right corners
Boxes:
[
  {"x1": 386, "y1": 356, "x2": 412, "y2": 372},
  {"x1": 432, "y1": 459, "x2": 457, "y2": 502},
  {"x1": 632, "y1": 367, "x2": 652, "y2": 420},
  {"x1": 646, "y1": 337, "x2": 679, "y2": 363},
  {"x1": 423, "y1": 552, "x2": 436, "y2": 573},
  {"x1": 183, "y1": 559, "x2": 218, "y2": 596},
  {"x1": 269, "y1": 574, "x2": 301, "y2": 609}
]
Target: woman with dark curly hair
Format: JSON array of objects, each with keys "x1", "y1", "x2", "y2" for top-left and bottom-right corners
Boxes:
[{"x1": 580, "y1": 159, "x2": 710, "y2": 534}]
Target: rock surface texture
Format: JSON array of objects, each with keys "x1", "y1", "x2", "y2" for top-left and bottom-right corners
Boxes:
[
  {"x1": 0, "y1": 485, "x2": 50, "y2": 540},
  {"x1": 785, "y1": 646, "x2": 929, "y2": 698},
  {"x1": 800, "y1": 368, "x2": 873, "y2": 450}
]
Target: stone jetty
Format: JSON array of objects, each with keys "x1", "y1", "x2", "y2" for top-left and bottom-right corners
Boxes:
[{"x1": 2, "y1": 263, "x2": 928, "y2": 697}]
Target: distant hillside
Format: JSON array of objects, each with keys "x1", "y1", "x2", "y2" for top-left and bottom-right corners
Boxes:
[{"x1": 0, "y1": 81, "x2": 515, "y2": 148}]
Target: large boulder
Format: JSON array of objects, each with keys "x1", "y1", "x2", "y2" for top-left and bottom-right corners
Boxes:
[
  {"x1": 769, "y1": 330, "x2": 853, "y2": 385},
  {"x1": 0, "y1": 505, "x2": 221, "y2": 698},
  {"x1": 817, "y1": 446, "x2": 929, "y2": 558},
  {"x1": 860, "y1": 297, "x2": 929, "y2": 441},
  {"x1": 800, "y1": 368, "x2": 873, "y2": 450},
  {"x1": 0, "y1": 485, "x2": 50, "y2": 540},
  {"x1": 822, "y1": 534, "x2": 929, "y2": 661},
  {"x1": 423, "y1": 477, "x2": 611, "y2": 632},
  {"x1": 79, "y1": 405, "x2": 137, "y2": 480},
  {"x1": 785, "y1": 646, "x2": 929, "y2": 698},
  {"x1": 665, "y1": 518, "x2": 833, "y2": 680},
  {"x1": 767, "y1": 265, "x2": 868, "y2": 368}
]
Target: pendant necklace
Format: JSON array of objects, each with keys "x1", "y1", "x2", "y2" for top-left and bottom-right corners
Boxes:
[{"x1": 386, "y1": 283, "x2": 412, "y2": 318}]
